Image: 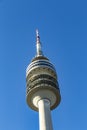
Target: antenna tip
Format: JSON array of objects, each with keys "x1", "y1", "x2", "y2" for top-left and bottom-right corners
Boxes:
[{"x1": 36, "y1": 29, "x2": 39, "y2": 37}]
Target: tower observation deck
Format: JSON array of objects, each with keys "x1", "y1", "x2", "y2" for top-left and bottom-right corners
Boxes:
[{"x1": 26, "y1": 30, "x2": 61, "y2": 130}]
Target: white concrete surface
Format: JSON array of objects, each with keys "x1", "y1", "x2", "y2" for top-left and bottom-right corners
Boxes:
[
  {"x1": 32, "y1": 89, "x2": 56, "y2": 109},
  {"x1": 38, "y1": 99, "x2": 53, "y2": 130}
]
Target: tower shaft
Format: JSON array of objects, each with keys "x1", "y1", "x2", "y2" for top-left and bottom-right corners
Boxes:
[{"x1": 38, "y1": 99, "x2": 53, "y2": 130}]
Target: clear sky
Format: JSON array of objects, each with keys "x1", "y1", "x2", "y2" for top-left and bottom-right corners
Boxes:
[{"x1": 0, "y1": 0, "x2": 87, "y2": 130}]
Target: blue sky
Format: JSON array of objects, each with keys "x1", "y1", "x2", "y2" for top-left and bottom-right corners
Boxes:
[{"x1": 0, "y1": 0, "x2": 87, "y2": 130}]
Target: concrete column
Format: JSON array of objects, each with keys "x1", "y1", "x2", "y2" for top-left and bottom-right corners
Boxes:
[{"x1": 38, "y1": 99, "x2": 53, "y2": 130}]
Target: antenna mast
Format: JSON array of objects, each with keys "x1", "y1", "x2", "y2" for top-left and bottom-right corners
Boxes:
[{"x1": 36, "y1": 29, "x2": 43, "y2": 56}]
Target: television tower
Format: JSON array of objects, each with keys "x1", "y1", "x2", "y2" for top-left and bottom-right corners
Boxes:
[{"x1": 26, "y1": 30, "x2": 61, "y2": 130}]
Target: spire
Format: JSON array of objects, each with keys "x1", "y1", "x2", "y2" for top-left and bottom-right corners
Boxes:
[{"x1": 36, "y1": 29, "x2": 43, "y2": 56}]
